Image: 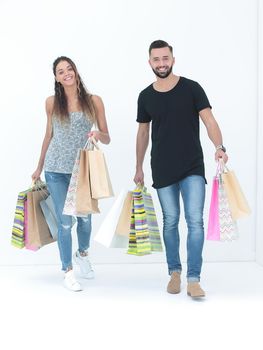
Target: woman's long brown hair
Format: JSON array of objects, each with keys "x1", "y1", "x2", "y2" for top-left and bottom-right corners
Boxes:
[{"x1": 52, "y1": 56, "x2": 96, "y2": 124}]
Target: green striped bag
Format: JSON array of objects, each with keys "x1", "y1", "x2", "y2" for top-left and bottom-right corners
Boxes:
[
  {"x1": 127, "y1": 188, "x2": 151, "y2": 256},
  {"x1": 142, "y1": 188, "x2": 163, "y2": 252},
  {"x1": 11, "y1": 190, "x2": 28, "y2": 248}
]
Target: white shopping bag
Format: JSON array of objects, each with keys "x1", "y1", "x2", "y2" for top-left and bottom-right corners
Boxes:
[{"x1": 94, "y1": 190, "x2": 129, "y2": 248}]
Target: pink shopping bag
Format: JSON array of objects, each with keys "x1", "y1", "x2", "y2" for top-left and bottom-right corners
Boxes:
[{"x1": 207, "y1": 177, "x2": 220, "y2": 240}]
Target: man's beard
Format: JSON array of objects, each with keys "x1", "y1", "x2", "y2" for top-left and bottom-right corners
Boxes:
[{"x1": 152, "y1": 65, "x2": 173, "y2": 79}]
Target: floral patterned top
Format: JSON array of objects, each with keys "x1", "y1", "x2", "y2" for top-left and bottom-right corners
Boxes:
[{"x1": 44, "y1": 111, "x2": 93, "y2": 173}]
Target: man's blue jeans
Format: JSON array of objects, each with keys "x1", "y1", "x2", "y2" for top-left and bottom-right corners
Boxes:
[
  {"x1": 45, "y1": 172, "x2": 92, "y2": 271},
  {"x1": 157, "y1": 175, "x2": 205, "y2": 282}
]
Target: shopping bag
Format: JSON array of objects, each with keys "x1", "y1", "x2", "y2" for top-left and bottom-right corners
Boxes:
[
  {"x1": 75, "y1": 148, "x2": 100, "y2": 214},
  {"x1": 11, "y1": 190, "x2": 28, "y2": 249},
  {"x1": 41, "y1": 195, "x2": 76, "y2": 240},
  {"x1": 26, "y1": 188, "x2": 56, "y2": 249},
  {"x1": 115, "y1": 191, "x2": 133, "y2": 236},
  {"x1": 24, "y1": 199, "x2": 39, "y2": 251},
  {"x1": 218, "y1": 178, "x2": 238, "y2": 241},
  {"x1": 142, "y1": 188, "x2": 163, "y2": 252},
  {"x1": 94, "y1": 190, "x2": 129, "y2": 248},
  {"x1": 207, "y1": 176, "x2": 220, "y2": 241},
  {"x1": 63, "y1": 149, "x2": 82, "y2": 216},
  {"x1": 221, "y1": 165, "x2": 251, "y2": 220},
  {"x1": 87, "y1": 137, "x2": 114, "y2": 200},
  {"x1": 63, "y1": 149, "x2": 100, "y2": 216},
  {"x1": 127, "y1": 188, "x2": 151, "y2": 256},
  {"x1": 40, "y1": 195, "x2": 58, "y2": 240}
]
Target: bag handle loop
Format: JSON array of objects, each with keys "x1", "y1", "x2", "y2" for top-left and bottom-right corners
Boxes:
[{"x1": 83, "y1": 136, "x2": 100, "y2": 150}]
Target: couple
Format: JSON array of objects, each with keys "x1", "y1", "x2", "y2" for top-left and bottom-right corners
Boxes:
[{"x1": 32, "y1": 40, "x2": 228, "y2": 297}]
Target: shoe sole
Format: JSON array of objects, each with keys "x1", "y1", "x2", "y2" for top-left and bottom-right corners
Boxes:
[
  {"x1": 64, "y1": 286, "x2": 83, "y2": 292},
  {"x1": 167, "y1": 289, "x2": 181, "y2": 294},
  {"x1": 80, "y1": 273, "x2": 95, "y2": 280},
  {"x1": 187, "y1": 292, "x2": 205, "y2": 298},
  {"x1": 63, "y1": 283, "x2": 83, "y2": 292}
]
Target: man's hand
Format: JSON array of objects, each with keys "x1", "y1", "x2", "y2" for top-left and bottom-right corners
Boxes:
[
  {"x1": 134, "y1": 168, "x2": 144, "y2": 186},
  {"x1": 215, "y1": 149, "x2": 228, "y2": 163}
]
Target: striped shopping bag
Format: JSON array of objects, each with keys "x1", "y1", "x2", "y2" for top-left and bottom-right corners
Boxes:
[
  {"x1": 11, "y1": 190, "x2": 28, "y2": 248},
  {"x1": 127, "y1": 188, "x2": 151, "y2": 256},
  {"x1": 142, "y1": 188, "x2": 163, "y2": 252}
]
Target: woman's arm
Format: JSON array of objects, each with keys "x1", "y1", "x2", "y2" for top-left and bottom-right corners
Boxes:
[{"x1": 88, "y1": 95, "x2": 110, "y2": 144}]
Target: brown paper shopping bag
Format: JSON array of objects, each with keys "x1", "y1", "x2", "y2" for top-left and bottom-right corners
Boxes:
[
  {"x1": 115, "y1": 191, "x2": 133, "y2": 236},
  {"x1": 27, "y1": 189, "x2": 56, "y2": 249},
  {"x1": 88, "y1": 138, "x2": 114, "y2": 200},
  {"x1": 76, "y1": 149, "x2": 100, "y2": 215},
  {"x1": 222, "y1": 166, "x2": 251, "y2": 220}
]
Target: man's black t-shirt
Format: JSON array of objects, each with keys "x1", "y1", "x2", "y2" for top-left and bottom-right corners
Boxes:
[{"x1": 136, "y1": 77, "x2": 212, "y2": 189}]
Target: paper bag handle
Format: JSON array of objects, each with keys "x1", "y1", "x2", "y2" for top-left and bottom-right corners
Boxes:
[{"x1": 83, "y1": 136, "x2": 100, "y2": 150}]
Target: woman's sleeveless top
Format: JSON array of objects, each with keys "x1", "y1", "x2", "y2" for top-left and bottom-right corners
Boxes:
[{"x1": 44, "y1": 112, "x2": 93, "y2": 173}]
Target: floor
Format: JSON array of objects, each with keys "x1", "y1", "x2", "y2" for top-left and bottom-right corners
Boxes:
[{"x1": 1, "y1": 262, "x2": 262, "y2": 350}]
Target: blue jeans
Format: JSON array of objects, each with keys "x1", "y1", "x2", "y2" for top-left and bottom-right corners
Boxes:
[
  {"x1": 157, "y1": 175, "x2": 205, "y2": 282},
  {"x1": 45, "y1": 172, "x2": 92, "y2": 271}
]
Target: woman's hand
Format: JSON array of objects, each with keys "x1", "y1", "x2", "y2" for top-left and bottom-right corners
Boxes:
[
  {"x1": 87, "y1": 130, "x2": 100, "y2": 141},
  {"x1": 31, "y1": 168, "x2": 42, "y2": 182},
  {"x1": 87, "y1": 130, "x2": 110, "y2": 144}
]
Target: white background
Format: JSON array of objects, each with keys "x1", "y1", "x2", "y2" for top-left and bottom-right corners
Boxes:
[{"x1": 0, "y1": 0, "x2": 260, "y2": 266}]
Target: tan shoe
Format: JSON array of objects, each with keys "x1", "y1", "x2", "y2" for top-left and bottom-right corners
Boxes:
[
  {"x1": 167, "y1": 272, "x2": 181, "y2": 294},
  {"x1": 187, "y1": 282, "x2": 205, "y2": 298}
]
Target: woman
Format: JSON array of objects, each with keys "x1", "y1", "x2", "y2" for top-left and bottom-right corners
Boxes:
[{"x1": 32, "y1": 56, "x2": 110, "y2": 291}]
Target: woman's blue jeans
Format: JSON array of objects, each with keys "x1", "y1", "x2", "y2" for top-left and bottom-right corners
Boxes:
[
  {"x1": 45, "y1": 171, "x2": 92, "y2": 271},
  {"x1": 157, "y1": 175, "x2": 205, "y2": 282}
]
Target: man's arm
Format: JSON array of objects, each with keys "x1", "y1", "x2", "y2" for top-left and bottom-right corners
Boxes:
[
  {"x1": 199, "y1": 107, "x2": 228, "y2": 163},
  {"x1": 133, "y1": 122, "x2": 150, "y2": 184}
]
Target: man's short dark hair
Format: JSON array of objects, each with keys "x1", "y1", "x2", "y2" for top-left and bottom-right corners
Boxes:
[{"x1": 149, "y1": 40, "x2": 173, "y2": 55}]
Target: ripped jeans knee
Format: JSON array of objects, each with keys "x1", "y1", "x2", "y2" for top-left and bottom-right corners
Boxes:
[
  {"x1": 59, "y1": 218, "x2": 73, "y2": 238},
  {"x1": 61, "y1": 223, "x2": 72, "y2": 230}
]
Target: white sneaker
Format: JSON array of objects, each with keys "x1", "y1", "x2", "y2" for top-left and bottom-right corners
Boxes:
[
  {"x1": 73, "y1": 250, "x2": 95, "y2": 279},
  {"x1": 64, "y1": 270, "x2": 82, "y2": 291}
]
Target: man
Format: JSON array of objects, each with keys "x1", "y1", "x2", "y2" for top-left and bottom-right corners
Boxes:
[{"x1": 134, "y1": 40, "x2": 228, "y2": 298}]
